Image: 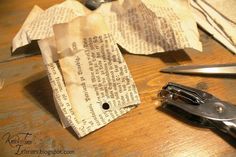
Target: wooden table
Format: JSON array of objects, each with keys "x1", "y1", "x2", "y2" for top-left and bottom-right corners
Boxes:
[{"x1": 1, "y1": 1, "x2": 236, "y2": 156}]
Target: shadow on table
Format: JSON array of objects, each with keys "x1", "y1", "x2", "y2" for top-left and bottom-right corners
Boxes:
[
  {"x1": 157, "y1": 106, "x2": 236, "y2": 148},
  {"x1": 119, "y1": 45, "x2": 192, "y2": 64},
  {"x1": 148, "y1": 49, "x2": 192, "y2": 64},
  {"x1": 24, "y1": 75, "x2": 79, "y2": 139},
  {"x1": 0, "y1": 41, "x2": 40, "y2": 63},
  {"x1": 12, "y1": 41, "x2": 40, "y2": 56},
  {"x1": 24, "y1": 76, "x2": 60, "y2": 122}
]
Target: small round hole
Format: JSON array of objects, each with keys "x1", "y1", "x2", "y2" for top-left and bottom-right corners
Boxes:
[{"x1": 102, "y1": 103, "x2": 110, "y2": 110}]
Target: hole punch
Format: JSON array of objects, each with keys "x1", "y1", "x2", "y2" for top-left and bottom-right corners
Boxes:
[
  {"x1": 102, "y1": 103, "x2": 110, "y2": 110},
  {"x1": 159, "y1": 82, "x2": 236, "y2": 139}
]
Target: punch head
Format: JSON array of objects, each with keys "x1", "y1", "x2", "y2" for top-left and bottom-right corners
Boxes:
[{"x1": 159, "y1": 82, "x2": 236, "y2": 121}]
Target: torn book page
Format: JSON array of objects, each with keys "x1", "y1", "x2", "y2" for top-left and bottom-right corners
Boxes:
[
  {"x1": 194, "y1": 0, "x2": 236, "y2": 45},
  {"x1": 95, "y1": 0, "x2": 202, "y2": 55},
  {"x1": 53, "y1": 95, "x2": 71, "y2": 128},
  {"x1": 38, "y1": 13, "x2": 140, "y2": 137},
  {"x1": 204, "y1": 0, "x2": 236, "y2": 24},
  {"x1": 53, "y1": 13, "x2": 140, "y2": 136},
  {"x1": 200, "y1": 0, "x2": 236, "y2": 45},
  {"x1": 12, "y1": 5, "x2": 43, "y2": 52},
  {"x1": 190, "y1": 0, "x2": 236, "y2": 53},
  {"x1": 38, "y1": 37, "x2": 70, "y2": 128},
  {"x1": 12, "y1": 0, "x2": 90, "y2": 52}
]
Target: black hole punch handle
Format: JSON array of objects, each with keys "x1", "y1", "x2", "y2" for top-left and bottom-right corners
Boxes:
[
  {"x1": 228, "y1": 125, "x2": 236, "y2": 138},
  {"x1": 209, "y1": 119, "x2": 236, "y2": 139},
  {"x1": 222, "y1": 120, "x2": 236, "y2": 139}
]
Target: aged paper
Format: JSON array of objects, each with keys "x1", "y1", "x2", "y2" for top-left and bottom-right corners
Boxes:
[
  {"x1": 200, "y1": 0, "x2": 236, "y2": 44},
  {"x1": 204, "y1": 0, "x2": 236, "y2": 23},
  {"x1": 12, "y1": 5, "x2": 43, "y2": 52},
  {"x1": 196, "y1": 0, "x2": 236, "y2": 44},
  {"x1": 190, "y1": 0, "x2": 236, "y2": 53},
  {"x1": 38, "y1": 37, "x2": 70, "y2": 128},
  {"x1": 12, "y1": 0, "x2": 90, "y2": 52},
  {"x1": 38, "y1": 13, "x2": 140, "y2": 137},
  {"x1": 96, "y1": 0, "x2": 202, "y2": 55},
  {"x1": 13, "y1": 0, "x2": 203, "y2": 55}
]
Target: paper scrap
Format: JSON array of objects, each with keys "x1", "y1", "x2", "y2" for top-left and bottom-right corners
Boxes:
[
  {"x1": 38, "y1": 13, "x2": 140, "y2": 137},
  {"x1": 12, "y1": 0, "x2": 90, "y2": 52},
  {"x1": 199, "y1": 0, "x2": 236, "y2": 44},
  {"x1": 12, "y1": 5, "x2": 43, "y2": 52},
  {"x1": 190, "y1": 0, "x2": 236, "y2": 53},
  {"x1": 96, "y1": 0, "x2": 202, "y2": 54},
  {"x1": 13, "y1": 0, "x2": 202, "y2": 55}
]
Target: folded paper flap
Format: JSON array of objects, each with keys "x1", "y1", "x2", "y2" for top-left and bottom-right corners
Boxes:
[
  {"x1": 38, "y1": 37, "x2": 59, "y2": 64},
  {"x1": 12, "y1": 0, "x2": 89, "y2": 52},
  {"x1": 12, "y1": 5, "x2": 44, "y2": 52},
  {"x1": 53, "y1": 13, "x2": 110, "y2": 48},
  {"x1": 57, "y1": 48, "x2": 80, "y2": 59},
  {"x1": 39, "y1": 12, "x2": 140, "y2": 137},
  {"x1": 27, "y1": 0, "x2": 87, "y2": 40},
  {"x1": 53, "y1": 12, "x2": 140, "y2": 119},
  {"x1": 53, "y1": 94, "x2": 71, "y2": 128}
]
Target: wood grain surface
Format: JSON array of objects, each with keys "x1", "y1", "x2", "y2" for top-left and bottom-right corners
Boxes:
[{"x1": 1, "y1": 0, "x2": 236, "y2": 157}]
